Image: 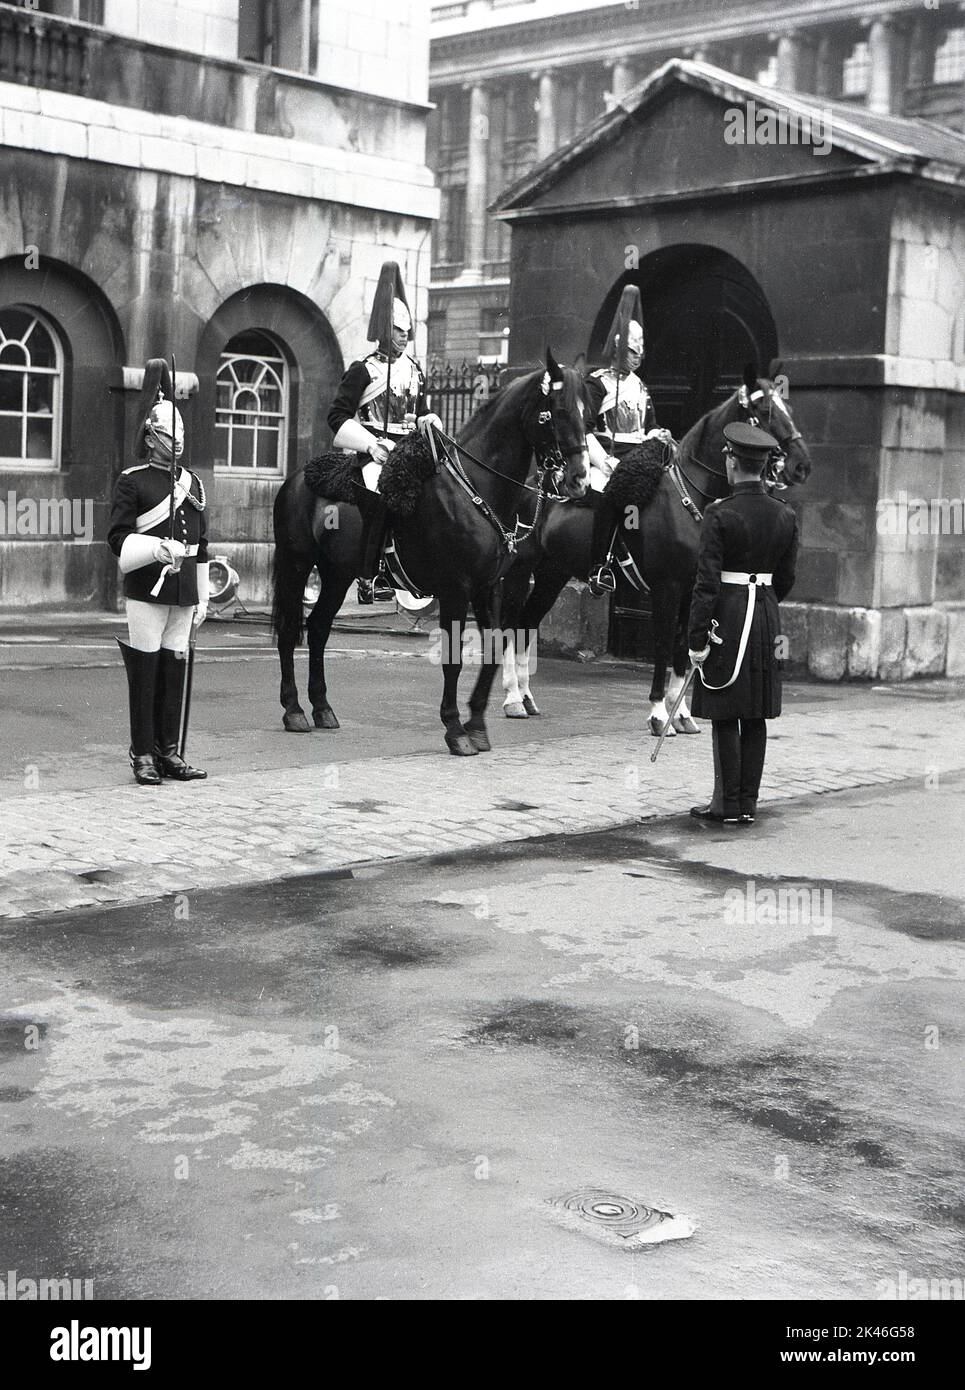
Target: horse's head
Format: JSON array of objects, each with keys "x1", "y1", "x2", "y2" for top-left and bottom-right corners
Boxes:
[
  {"x1": 529, "y1": 349, "x2": 589, "y2": 499},
  {"x1": 740, "y1": 361, "x2": 811, "y2": 486}
]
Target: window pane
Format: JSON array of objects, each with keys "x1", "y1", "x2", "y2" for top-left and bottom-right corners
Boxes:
[
  {"x1": 227, "y1": 330, "x2": 279, "y2": 358},
  {"x1": 26, "y1": 374, "x2": 54, "y2": 413},
  {"x1": 231, "y1": 429, "x2": 255, "y2": 470},
  {"x1": 0, "y1": 342, "x2": 28, "y2": 366},
  {"x1": 213, "y1": 425, "x2": 229, "y2": 471},
  {"x1": 26, "y1": 418, "x2": 53, "y2": 460},
  {"x1": 0, "y1": 416, "x2": 21, "y2": 458},
  {"x1": 25, "y1": 321, "x2": 56, "y2": 369},
  {"x1": 0, "y1": 372, "x2": 23, "y2": 412},
  {"x1": 0, "y1": 307, "x2": 34, "y2": 341},
  {"x1": 256, "y1": 429, "x2": 280, "y2": 470}
]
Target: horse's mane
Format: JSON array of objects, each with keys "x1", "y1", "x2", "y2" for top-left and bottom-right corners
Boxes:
[
  {"x1": 678, "y1": 389, "x2": 739, "y2": 468},
  {"x1": 458, "y1": 365, "x2": 584, "y2": 445}
]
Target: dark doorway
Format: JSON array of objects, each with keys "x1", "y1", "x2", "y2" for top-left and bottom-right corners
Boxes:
[{"x1": 589, "y1": 246, "x2": 779, "y2": 660}]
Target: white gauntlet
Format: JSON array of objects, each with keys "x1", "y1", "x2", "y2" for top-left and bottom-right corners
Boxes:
[
  {"x1": 332, "y1": 419, "x2": 380, "y2": 455},
  {"x1": 119, "y1": 533, "x2": 178, "y2": 574},
  {"x1": 194, "y1": 561, "x2": 210, "y2": 627}
]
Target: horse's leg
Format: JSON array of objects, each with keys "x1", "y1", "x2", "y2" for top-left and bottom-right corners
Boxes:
[
  {"x1": 465, "y1": 582, "x2": 503, "y2": 752},
  {"x1": 514, "y1": 559, "x2": 570, "y2": 717},
  {"x1": 500, "y1": 564, "x2": 531, "y2": 718},
  {"x1": 307, "y1": 568, "x2": 352, "y2": 729},
  {"x1": 437, "y1": 592, "x2": 477, "y2": 757},
  {"x1": 669, "y1": 588, "x2": 700, "y2": 734},
  {"x1": 647, "y1": 582, "x2": 679, "y2": 738},
  {"x1": 273, "y1": 547, "x2": 314, "y2": 734}
]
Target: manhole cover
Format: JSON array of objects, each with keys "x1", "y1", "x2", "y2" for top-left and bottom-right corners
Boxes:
[{"x1": 551, "y1": 1190, "x2": 696, "y2": 1248}]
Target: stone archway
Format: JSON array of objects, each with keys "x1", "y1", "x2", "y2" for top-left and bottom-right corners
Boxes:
[{"x1": 589, "y1": 245, "x2": 780, "y2": 437}]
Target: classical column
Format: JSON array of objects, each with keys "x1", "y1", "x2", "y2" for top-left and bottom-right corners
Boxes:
[
  {"x1": 611, "y1": 56, "x2": 633, "y2": 101},
  {"x1": 776, "y1": 32, "x2": 802, "y2": 90},
  {"x1": 464, "y1": 82, "x2": 491, "y2": 277},
  {"x1": 300, "y1": 0, "x2": 313, "y2": 74},
  {"x1": 867, "y1": 17, "x2": 904, "y2": 115},
  {"x1": 536, "y1": 69, "x2": 557, "y2": 160},
  {"x1": 814, "y1": 33, "x2": 836, "y2": 97}
]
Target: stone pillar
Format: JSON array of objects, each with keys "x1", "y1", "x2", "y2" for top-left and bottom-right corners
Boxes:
[
  {"x1": 814, "y1": 33, "x2": 837, "y2": 97},
  {"x1": 464, "y1": 82, "x2": 490, "y2": 278},
  {"x1": 611, "y1": 56, "x2": 633, "y2": 101},
  {"x1": 300, "y1": 0, "x2": 313, "y2": 74},
  {"x1": 867, "y1": 17, "x2": 899, "y2": 115},
  {"x1": 776, "y1": 32, "x2": 803, "y2": 90},
  {"x1": 536, "y1": 69, "x2": 557, "y2": 160}
]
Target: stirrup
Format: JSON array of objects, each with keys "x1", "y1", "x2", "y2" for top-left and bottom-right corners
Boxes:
[
  {"x1": 371, "y1": 572, "x2": 395, "y2": 602},
  {"x1": 588, "y1": 564, "x2": 617, "y2": 597}
]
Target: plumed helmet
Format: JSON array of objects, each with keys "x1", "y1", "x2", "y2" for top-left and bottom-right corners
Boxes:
[
  {"x1": 133, "y1": 357, "x2": 186, "y2": 462},
  {"x1": 603, "y1": 286, "x2": 645, "y2": 373},
  {"x1": 367, "y1": 261, "x2": 412, "y2": 352},
  {"x1": 145, "y1": 398, "x2": 185, "y2": 460}
]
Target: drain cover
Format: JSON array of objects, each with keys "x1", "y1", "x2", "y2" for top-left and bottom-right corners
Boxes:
[{"x1": 551, "y1": 1190, "x2": 696, "y2": 1248}]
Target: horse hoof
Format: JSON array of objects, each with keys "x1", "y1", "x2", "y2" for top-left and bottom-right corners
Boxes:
[
  {"x1": 504, "y1": 702, "x2": 528, "y2": 719},
  {"x1": 466, "y1": 727, "x2": 492, "y2": 753},
  {"x1": 522, "y1": 696, "x2": 541, "y2": 716},
  {"x1": 649, "y1": 716, "x2": 676, "y2": 738},
  {"x1": 313, "y1": 707, "x2": 340, "y2": 730},
  {"x1": 284, "y1": 712, "x2": 313, "y2": 734},
  {"x1": 673, "y1": 715, "x2": 701, "y2": 735},
  {"x1": 446, "y1": 733, "x2": 479, "y2": 757}
]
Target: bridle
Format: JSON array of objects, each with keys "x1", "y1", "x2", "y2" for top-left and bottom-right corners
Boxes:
[
  {"x1": 673, "y1": 382, "x2": 803, "y2": 520},
  {"x1": 430, "y1": 383, "x2": 585, "y2": 553}
]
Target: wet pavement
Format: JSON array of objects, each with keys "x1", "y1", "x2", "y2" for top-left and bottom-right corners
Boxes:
[{"x1": 1, "y1": 773, "x2": 962, "y2": 1300}]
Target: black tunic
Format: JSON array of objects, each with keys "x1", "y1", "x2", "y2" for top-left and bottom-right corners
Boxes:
[
  {"x1": 107, "y1": 463, "x2": 208, "y2": 606},
  {"x1": 688, "y1": 482, "x2": 798, "y2": 721}
]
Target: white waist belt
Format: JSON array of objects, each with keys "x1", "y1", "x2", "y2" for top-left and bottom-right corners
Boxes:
[
  {"x1": 721, "y1": 571, "x2": 772, "y2": 585},
  {"x1": 601, "y1": 431, "x2": 645, "y2": 444}
]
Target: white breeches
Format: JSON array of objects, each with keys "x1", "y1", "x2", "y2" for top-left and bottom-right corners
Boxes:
[
  {"x1": 126, "y1": 600, "x2": 193, "y2": 654},
  {"x1": 362, "y1": 462, "x2": 383, "y2": 491}
]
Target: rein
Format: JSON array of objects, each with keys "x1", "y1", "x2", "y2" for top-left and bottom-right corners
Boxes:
[{"x1": 433, "y1": 425, "x2": 571, "y2": 553}]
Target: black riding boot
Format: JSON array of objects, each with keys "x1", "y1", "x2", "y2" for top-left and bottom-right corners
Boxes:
[
  {"x1": 691, "y1": 722, "x2": 741, "y2": 822},
  {"x1": 117, "y1": 640, "x2": 162, "y2": 786},
  {"x1": 154, "y1": 647, "x2": 207, "y2": 781},
  {"x1": 587, "y1": 497, "x2": 618, "y2": 597},
  {"x1": 739, "y1": 718, "x2": 767, "y2": 822},
  {"x1": 353, "y1": 486, "x2": 393, "y2": 601}
]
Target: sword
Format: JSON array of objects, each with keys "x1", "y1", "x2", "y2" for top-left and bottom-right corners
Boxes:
[{"x1": 650, "y1": 620, "x2": 722, "y2": 764}]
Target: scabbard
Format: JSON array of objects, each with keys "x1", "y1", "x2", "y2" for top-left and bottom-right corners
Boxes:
[{"x1": 177, "y1": 633, "x2": 196, "y2": 759}]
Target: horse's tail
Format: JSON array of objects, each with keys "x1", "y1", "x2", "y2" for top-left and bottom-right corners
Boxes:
[{"x1": 271, "y1": 484, "x2": 308, "y2": 648}]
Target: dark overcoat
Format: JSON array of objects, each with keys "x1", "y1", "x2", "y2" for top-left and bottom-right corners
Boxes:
[{"x1": 688, "y1": 482, "x2": 799, "y2": 720}]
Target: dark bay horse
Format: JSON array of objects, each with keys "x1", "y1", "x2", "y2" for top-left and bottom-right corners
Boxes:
[
  {"x1": 501, "y1": 365, "x2": 812, "y2": 735},
  {"x1": 270, "y1": 354, "x2": 589, "y2": 757}
]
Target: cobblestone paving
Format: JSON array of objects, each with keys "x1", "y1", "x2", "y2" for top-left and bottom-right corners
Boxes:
[{"x1": 2, "y1": 694, "x2": 963, "y2": 921}]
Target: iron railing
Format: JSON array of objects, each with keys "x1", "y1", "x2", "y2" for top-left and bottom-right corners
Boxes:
[{"x1": 425, "y1": 360, "x2": 504, "y2": 437}]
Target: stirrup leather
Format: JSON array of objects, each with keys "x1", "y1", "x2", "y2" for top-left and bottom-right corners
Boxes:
[{"x1": 382, "y1": 529, "x2": 427, "y2": 600}]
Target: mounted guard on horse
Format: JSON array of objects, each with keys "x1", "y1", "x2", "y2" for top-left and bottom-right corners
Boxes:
[{"x1": 326, "y1": 261, "x2": 442, "y2": 603}]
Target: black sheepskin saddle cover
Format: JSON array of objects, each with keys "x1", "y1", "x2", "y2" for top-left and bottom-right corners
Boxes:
[
  {"x1": 303, "y1": 451, "x2": 359, "y2": 504},
  {"x1": 603, "y1": 439, "x2": 668, "y2": 514},
  {"x1": 379, "y1": 432, "x2": 437, "y2": 518},
  {"x1": 303, "y1": 435, "x2": 437, "y2": 518}
]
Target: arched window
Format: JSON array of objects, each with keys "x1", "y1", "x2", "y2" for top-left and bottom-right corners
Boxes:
[
  {"x1": 215, "y1": 330, "x2": 290, "y2": 475},
  {"x1": 0, "y1": 306, "x2": 64, "y2": 471}
]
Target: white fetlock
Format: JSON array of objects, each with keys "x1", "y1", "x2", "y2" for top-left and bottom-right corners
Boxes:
[
  {"x1": 504, "y1": 701, "x2": 528, "y2": 719},
  {"x1": 649, "y1": 699, "x2": 675, "y2": 738},
  {"x1": 502, "y1": 635, "x2": 524, "y2": 715}
]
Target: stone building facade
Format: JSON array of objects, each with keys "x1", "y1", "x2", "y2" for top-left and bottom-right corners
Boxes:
[
  {"x1": 495, "y1": 60, "x2": 965, "y2": 679},
  {"x1": 0, "y1": 0, "x2": 437, "y2": 608},
  {"x1": 429, "y1": 0, "x2": 965, "y2": 363}
]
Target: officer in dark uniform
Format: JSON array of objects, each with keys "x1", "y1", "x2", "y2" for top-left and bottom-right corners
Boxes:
[
  {"x1": 326, "y1": 261, "x2": 440, "y2": 602},
  {"x1": 108, "y1": 359, "x2": 209, "y2": 786},
  {"x1": 688, "y1": 421, "x2": 799, "y2": 824}
]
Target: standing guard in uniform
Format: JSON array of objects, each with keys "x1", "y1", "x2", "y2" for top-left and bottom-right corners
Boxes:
[
  {"x1": 108, "y1": 359, "x2": 209, "y2": 786},
  {"x1": 687, "y1": 422, "x2": 799, "y2": 824},
  {"x1": 583, "y1": 286, "x2": 673, "y2": 596},
  {"x1": 326, "y1": 261, "x2": 441, "y2": 602}
]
